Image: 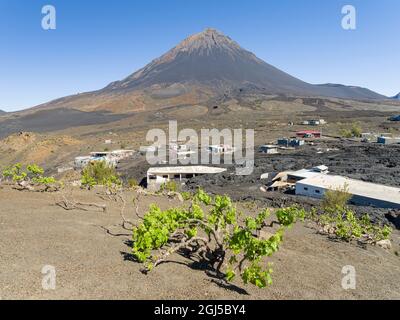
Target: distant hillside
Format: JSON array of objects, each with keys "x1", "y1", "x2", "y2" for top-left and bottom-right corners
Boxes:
[{"x1": 392, "y1": 93, "x2": 400, "y2": 100}]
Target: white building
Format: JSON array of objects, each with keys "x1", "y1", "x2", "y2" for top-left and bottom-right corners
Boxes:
[
  {"x1": 74, "y1": 149, "x2": 134, "y2": 169},
  {"x1": 207, "y1": 144, "x2": 235, "y2": 154},
  {"x1": 74, "y1": 156, "x2": 92, "y2": 168},
  {"x1": 147, "y1": 166, "x2": 227, "y2": 186},
  {"x1": 258, "y1": 145, "x2": 279, "y2": 154},
  {"x1": 109, "y1": 149, "x2": 135, "y2": 160},
  {"x1": 295, "y1": 172, "x2": 400, "y2": 209}
]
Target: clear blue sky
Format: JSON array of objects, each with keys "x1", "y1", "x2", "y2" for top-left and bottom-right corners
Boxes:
[{"x1": 1, "y1": 0, "x2": 399, "y2": 111}]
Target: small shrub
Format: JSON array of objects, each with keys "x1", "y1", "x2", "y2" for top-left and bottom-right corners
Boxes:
[
  {"x1": 321, "y1": 184, "x2": 351, "y2": 214},
  {"x1": 339, "y1": 123, "x2": 362, "y2": 138},
  {"x1": 180, "y1": 191, "x2": 192, "y2": 201},
  {"x1": 2, "y1": 163, "x2": 57, "y2": 189},
  {"x1": 159, "y1": 180, "x2": 178, "y2": 193},
  {"x1": 2, "y1": 163, "x2": 27, "y2": 182},
  {"x1": 275, "y1": 206, "x2": 306, "y2": 227},
  {"x1": 339, "y1": 129, "x2": 352, "y2": 138},
  {"x1": 351, "y1": 123, "x2": 362, "y2": 138},
  {"x1": 81, "y1": 161, "x2": 121, "y2": 188},
  {"x1": 127, "y1": 178, "x2": 139, "y2": 188}
]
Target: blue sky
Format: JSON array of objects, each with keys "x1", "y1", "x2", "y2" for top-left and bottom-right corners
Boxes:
[{"x1": 0, "y1": 0, "x2": 399, "y2": 111}]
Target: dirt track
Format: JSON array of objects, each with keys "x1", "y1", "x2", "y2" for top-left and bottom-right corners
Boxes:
[{"x1": 0, "y1": 187, "x2": 399, "y2": 300}]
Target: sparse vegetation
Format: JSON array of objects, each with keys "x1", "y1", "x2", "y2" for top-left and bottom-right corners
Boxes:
[
  {"x1": 340, "y1": 122, "x2": 362, "y2": 138},
  {"x1": 315, "y1": 185, "x2": 392, "y2": 243},
  {"x1": 127, "y1": 178, "x2": 139, "y2": 188},
  {"x1": 81, "y1": 161, "x2": 121, "y2": 189},
  {"x1": 351, "y1": 122, "x2": 362, "y2": 138},
  {"x1": 321, "y1": 184, "x2": 352, "y2": 214},
  {"x1": 131, "y1": 189, "x2": 305, "y2": 288},
  {"x1": 180, "y1": 191, "x2": 192, "y2": 201},
  {"x1": 159, "y1": 180, "x2": 178, "y2": 193},
  {"x1": 339, "y1": 128, "x2": 353, "y2": 138},
  {"x1": 1, "y1": 163, "x2": 58, "y2": 191}
]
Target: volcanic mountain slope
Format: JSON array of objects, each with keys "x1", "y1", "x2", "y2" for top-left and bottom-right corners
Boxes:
[
  {"x1": 104, "y1": 28, "x2": 315, "y2": 93},
  {"x1": 104, "y1": 28, "x2": 386, "y2": 100},
  {"x1": 26, "y1": 28, "x2": 386, "y2": 115}
]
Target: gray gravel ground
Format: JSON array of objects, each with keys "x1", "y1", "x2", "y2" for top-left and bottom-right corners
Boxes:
[{"x1": 0, "y1": 187, "x2": 399, "y2": 299}]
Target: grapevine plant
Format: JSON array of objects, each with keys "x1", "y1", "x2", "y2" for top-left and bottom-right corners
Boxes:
[
  {"x1": 317, "y1": 209, "x2": 392, "y2": 243},
  {"x1": 315, "y1": 185, "x2": 392, "y2": 243},
  {"x1": 2, "y1": 163, "x2": 57, "y2": 189},
  {"x1": 132, "y1": 189, "x2": 305, "y2": 288}
]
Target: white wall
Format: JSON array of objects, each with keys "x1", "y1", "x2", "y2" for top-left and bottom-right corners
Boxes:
[{"x1": 295, "y1": 182, "x2": 326, "y2": 199}]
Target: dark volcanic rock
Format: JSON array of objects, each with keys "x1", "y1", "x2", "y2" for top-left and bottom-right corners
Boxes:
[
  {"x1": 183, "y1": 141, "x2": 400, "y2": 228},
  {"x1": 385, "y1": 211, "x2": 400, "y2": 229}
]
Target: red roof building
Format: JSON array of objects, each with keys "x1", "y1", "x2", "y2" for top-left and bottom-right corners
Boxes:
[{"x1": 296, "y1": 130, "x2": 321, "y2": 138}]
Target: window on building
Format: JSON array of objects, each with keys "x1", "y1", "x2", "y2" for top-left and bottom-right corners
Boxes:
[
  {"x1": 304, "y1": 187, "x2": 308, "y2": 191},
  {"x1": 315, "y1": 189, "x2": 321, "y2": 194}
]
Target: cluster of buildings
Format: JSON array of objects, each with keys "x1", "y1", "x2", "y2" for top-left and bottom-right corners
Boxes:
[
  {"x1": 140, "y1": 142, "x2": 235, "y2": 157},
  {"x1": 264, "y1": 166, "x2": 400, "y2": 209},
  {"x1": 360, "y1": 132, "x2": 400, "y2": 145},
  {"x1": 74, "y1": 150, "x2": 135, "y2": 169},
  {"x1": 300, "y1": 119, "x2": 327, "y2": 126},
  {"x1": 258, "y1": 138, "x2": 305, "y2": 155}
]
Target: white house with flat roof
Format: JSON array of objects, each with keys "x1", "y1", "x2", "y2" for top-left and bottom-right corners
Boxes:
[
  {"x1": 207, "y1": 144, "x2": 235, "y2": 154},
  {"x1": 74, "y1": 149, "x2": 135, "y2": 169},
  {"x1": 258, "y1": 145, "x2": 279, "y2": 154},
  {"x1": 147, "y1": 166, "x2": 227, "y2": 187},
  {"x1": 296, "y1": 174, "x2": 400, "y2": 209}
]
